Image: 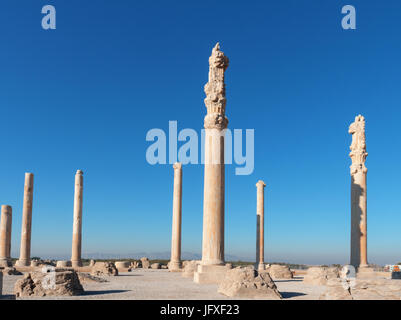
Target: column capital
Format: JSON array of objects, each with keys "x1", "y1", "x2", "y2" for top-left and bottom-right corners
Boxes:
[
  {"x1": 256, "y1": 180, "x2": 266, "y2": 188},
  {"x1": 76, "y1": 170, "x2": 83, "y2": 175},
  {"x1": 349, "y1": 115, "x2": 368, "y2": 175},
  {"x1": 204, "y1": 43, "x2": 229, "y2": 130},
  {"x1": 173, "y1": 162, "x2": 182, "y2": 170}
]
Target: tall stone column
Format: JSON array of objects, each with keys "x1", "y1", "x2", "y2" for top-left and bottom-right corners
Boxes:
[
  {"x1": 16, "y1": 173, "x2": 34, "y2": 267},
  {"x1": 194, "y1": 43, "x2": 230, "y2": 284},
  {"x1": 169, "y1": 162, "x2": 183, "y2": 272},
  {"x1": 256, "y1": 181, "x2": 266, "y2": 271},
  {"x1": 0, "y1": 205, "x2": 12, "y2": 267},
  {"x1": 71, "y1": 170, "x2": 84, "y2": 268},
  {"x1": 349, "y1": 115, "x2": 369, "y2": 269}
]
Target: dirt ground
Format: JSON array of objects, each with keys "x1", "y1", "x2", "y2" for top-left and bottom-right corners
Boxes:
[{"x1": 1, "y1": 269, "x2": 327, "y2": 300}]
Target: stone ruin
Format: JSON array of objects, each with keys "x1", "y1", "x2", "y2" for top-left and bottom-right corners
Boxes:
[
  {"x1": 90, "y1": 262, "x2": 118, "y2": 277},
  {"x1": 182, "y1": 260, "x2": 200, "y2": 278},
  {"x1": 14, "y1": 270, "x2": 84, "y2": 297},
  {"x1": 151, "y1": 263, "x2": 161, "y2": 269},
  {"x1": 320, "y1": 277, "x2": 401, "y2": 300},
  {"x1": 115, "y1": 261, "x2": 130, "y2": 270},
  {"x1": 266, "y1": 264, "x2": 293, "y2": 279},
  {"x1": 78, "y1": 272, "x2": 108, "y2": 284},
  {"x1": 218, "y1": 267, "x2": 282, "y2": 299},
  {"x1": 140, "y1": 257, "x2": 150, "y2": 269},
  {"x1": 303, "y1": 266, "x2": 340, "y2": 285}
]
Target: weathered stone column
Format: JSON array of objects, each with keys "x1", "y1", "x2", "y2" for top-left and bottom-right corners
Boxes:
[
  {"x1": 169, "y1": 162, "x2": 183, "y2": 272},
  {"x1": 349, "y1": 115, "x2": 369, "y2": 269},
  {"x1": 0, "y1": 205, "x2": 12, "y2": 267},
  {"x1": 16, "y1": 173, "x2": 34, "y2": 267},
  {"x1": 194, "y1": 43, "x2": 230, "y2": 284},
  {"x1": 256, "y1": 181, "x2": 266, "y2": 271},
  {"x1": 71, "y1": 170, "x2": 83, "y2": 268}
]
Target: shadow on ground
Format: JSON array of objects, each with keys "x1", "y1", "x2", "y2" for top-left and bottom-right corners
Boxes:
[
  {"x1": 280, "y1": 292, "x2": 307, "y2": 299},
  {"x1": 83, "y1": 290, "x2": 130, "y2": 296}
]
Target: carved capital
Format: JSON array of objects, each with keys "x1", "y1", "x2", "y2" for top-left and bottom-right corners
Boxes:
[
  {"x1": 349, "y1": 115, "x2": 368, "y2": 175},
  {"x1": 204, "y1": 43, "x2": 229, "y2": 119},
  {"x1": 204, "y1": 113, "x2": 228, "y2": 130}
]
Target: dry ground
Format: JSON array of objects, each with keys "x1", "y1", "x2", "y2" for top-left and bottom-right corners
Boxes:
[{"x1": 1, "y1": 269, "x2": 327, "y2": 300}]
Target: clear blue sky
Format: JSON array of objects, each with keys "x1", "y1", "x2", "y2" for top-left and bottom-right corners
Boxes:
[{"x1": 0, "y1": 0, "x2": 400, "y2": 265}]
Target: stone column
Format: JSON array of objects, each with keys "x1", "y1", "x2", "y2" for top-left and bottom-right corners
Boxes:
[
  {"x1": 194, "y1": 43, "x2": 230, "y2": 284},
  {"x1": 169, "y1": 162, "x2": 183, "y2": 272},
  {"x1": 201, "y1": 43, "x2": 229, "y2": 266},
  {"x1": 349, "y1": 115, "x2": 369, "y2": 269},
  {"x1": 71, "y1": 170, "x2": 84, "y2": 268},
  {"x1": 0, "y1": 205, "x2": 12, "y2": 267},
  {"x1": 16, "y1": 173, "x2": 34, "y2": 267},
  {"x1": 256, "y1": 181, "x2": 266, "y2": 271}
]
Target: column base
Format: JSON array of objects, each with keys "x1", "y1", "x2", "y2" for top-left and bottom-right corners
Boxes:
[
  {"x1": 357, "y1": 265, "x2": 376, "y2": 279},
  {"x1": 168, "y1": 261, "x2": 182, "y2": 272},
  {"x1": 257, "y1": 263, "x2": 265, "y2": 271},
  {"x1": 194, "y1": 264, "x2": 230, "y2": 284},
  {"x1": 15, "y1": 259, "x2": 30, "y2": 267},
  {"x1": 71, "y1": 260, "x2": 82, "y2": 268}
]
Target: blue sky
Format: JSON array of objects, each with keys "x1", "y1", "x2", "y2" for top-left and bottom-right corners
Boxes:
[{"x1": 0, "y1": 0, "x2": 400, "y2": 265}]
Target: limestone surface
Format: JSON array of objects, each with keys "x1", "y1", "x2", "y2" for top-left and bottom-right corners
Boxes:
[
  {"x1": 90, "y1": 262, "x2": 118, "y2": 276},
  {"x1": 14, "y1": 271, "x2": 84, "y2": 297},
  {"x1": 78, "y1": 272, "x2": 108, "y2": 283},
  {"x1": 182, "y1": 260, "x2": 199, "y2": 278},
  {"x1": 201, "y1": 43, "x2": 229, "y2": 268},
  {"x1": 266, "y1": 264, "x2": 293, "y2": 279},
  {"x1": 303, "y1": 267, "x2": 339, "y2": 285},
  {"x1": 349, "y1": 115, "x2": 368, "y2": 268},
  {"x1": 151, "y1": 263, "x2": 161, "y2": 269},
  {"x1": 320, "y1": 278, "x2": 401, "y2": 300},
  {"x1": 169, "y1": 162, "x2": 183, "y2": 271},
  {"x1": 140, "y1": 257, "x2": 150, "y2": 269},
  {"x1": 115, "y1": 261, "x2": 130, "y2": 270},
  {"x1": 218, "y1": 267, "x2": 282, "y2": 299},
  {"x1": 16, "y1": 173, "x2": 34, "y2": 267},
  {"x1": 56, "y1": 260, "x2": 71, "y2": 268}
]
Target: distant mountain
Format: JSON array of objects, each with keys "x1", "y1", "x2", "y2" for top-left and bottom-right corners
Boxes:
[{"x1": 34, "y1": 251, "x2": 250, "y2": 262}]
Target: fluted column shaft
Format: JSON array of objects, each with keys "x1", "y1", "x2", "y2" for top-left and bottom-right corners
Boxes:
[
  {"x1": 256, "y1": 181, "x2": 266, "y2": 270},
  {"x1": 71, "y1": 170, "x2": 83, "y2": 268},
  {"x1": 169, "y1": 163, "x2": 182, "y2": 271},
  {"x1": 202, "y1": 129, "x2": 225, "y2": 265},
  {"x1": 17, "y1": 173, "x2": 34, "y2": 267},
  {"x1": 0, "y1": 205, "x2": 12, "y2": 267},
  {"x1": 351, "y1": 170, "x2": 368, "y2": 268}
]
